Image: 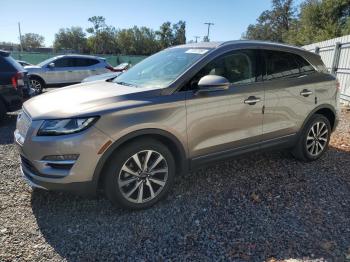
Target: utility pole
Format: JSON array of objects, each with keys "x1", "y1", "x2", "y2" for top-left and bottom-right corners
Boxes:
[
  {"x1": 204, "y1": 22, "x2": 214, "y2": 42},
  {"x1": 18, "y1": 22, "x2": 23, "y2": 53},
  {"x1": 194, "y1": 36, "x2": 200, "y2": 43}
]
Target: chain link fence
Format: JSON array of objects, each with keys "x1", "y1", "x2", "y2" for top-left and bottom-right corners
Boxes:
[{"x1": 10, "y1": 51, "x2": 147, "y2": 67}]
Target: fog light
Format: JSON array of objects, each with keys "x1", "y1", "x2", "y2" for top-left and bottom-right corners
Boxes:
[{"x1": 42, "y1": 154, "x2": 79, "y2": 161}]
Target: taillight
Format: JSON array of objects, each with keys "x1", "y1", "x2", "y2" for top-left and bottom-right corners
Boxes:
[
  {"x1": 11, "y1": 76, "x2": 17, "y2": 89},
  {"x1": 11, "y1": 72, "x2": 24, "y2": 89},
  {"x1": 105, "y1": 65, "x2": 116, "y2": 72}
]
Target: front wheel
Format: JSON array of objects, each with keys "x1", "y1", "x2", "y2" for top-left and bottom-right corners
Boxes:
[
  {"x1": 104, "y1": 138, "x2": 175, "y2": 210},
  {"x1": 292, "y1": 114, "x2": 331, "y2": 162}
]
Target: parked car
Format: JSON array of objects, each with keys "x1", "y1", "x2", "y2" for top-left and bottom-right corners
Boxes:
[
  {"x1": 17, "y1": 60, "x2": 33, "y2": 67},
  {"x1": 81, "y1": 71, "x2": 122, "y2": 83},
  {"x1": 25, "y1": 55, "x2": 114, "y2": 93},
  {"x1": 81, "y1": 63, "x2": 130, "y2": 83},
  {"x1": 15, "y1": 41, "x2": 339, "y2": 209},
  {"x1": 113, "y1": 62, "x2": 130, "y2": 72},
  {"x1": 0, "y1": 50, "x2": 33, "y2": 120}
]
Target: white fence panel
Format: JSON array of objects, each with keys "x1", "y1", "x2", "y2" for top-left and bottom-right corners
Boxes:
[{"x1": 303, "y1": 35, "x2": 350, "y2": 102}]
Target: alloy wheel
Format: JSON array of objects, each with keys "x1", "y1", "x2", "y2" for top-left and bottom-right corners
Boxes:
[
  {"x1": 30, "y1": 79, "x2": 42, "y2": 92},
  {"x1": 118, "y1": 150, "x2": 168, "y2": 204},
  {"x1": 306, "y1": 121, "x2": 329, "y2": 157}
]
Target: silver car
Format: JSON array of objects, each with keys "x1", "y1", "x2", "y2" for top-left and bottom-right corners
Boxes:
[
  {"x1": 25, "y1": 54, "x2": 113, "y2": 93},
  {"x1": 15, "y1": 41, "x2": 340, "y2": 210}
]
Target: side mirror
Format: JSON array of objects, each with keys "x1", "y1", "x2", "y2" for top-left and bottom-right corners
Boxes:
[
  {"x1": 196, "y1": 75, "x2": 230, "y2": 94},
  {"x1": 48, "y1": 62, "x2": 55, "y2": 68}
]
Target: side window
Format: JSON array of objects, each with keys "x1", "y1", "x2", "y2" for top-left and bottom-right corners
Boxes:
[
  {"x1": 263, "y1": 50, "x2": 300, "y2": 80},
  {"x1": 73, "y1": 58, "x2": 99, "y2": 67},
  {"x1": 183, "y1": 50, "x2": 256, "y2": 91},
  {"x1": 203, "y1": 51, "x2": 255, "y2": 84},
  {"x1": 54, "y1": 58, "x2": 73, "y2": 68}
]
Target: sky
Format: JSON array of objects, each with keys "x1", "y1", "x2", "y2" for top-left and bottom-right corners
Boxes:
[{"x1": 0, "y1": 0, "x2": 304, "y2": 47}]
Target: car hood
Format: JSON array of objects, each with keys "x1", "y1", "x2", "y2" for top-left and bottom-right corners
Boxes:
[
  {"x1": 82, "y1": 72, "x2": 121, "y2": 82},
  {"x1": 24, "y1": 65, "x2": 41, "y2": 71},
  {"x1": 23, "y1": 81, "x2": 161, "y2": 120}
]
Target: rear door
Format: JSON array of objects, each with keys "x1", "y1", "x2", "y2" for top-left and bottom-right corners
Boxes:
[
  {"x1": 71, "y1": 58, "x2": 101, "y2": 81},
  {"x1": 261, "y1": 50, "x2": 317, "y2": 141},
  {"x1": 185, "y1": 49, "x2": 265, "y2": 159}
]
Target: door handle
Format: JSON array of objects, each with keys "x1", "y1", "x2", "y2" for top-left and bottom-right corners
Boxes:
[
  {"x1": 244, "y1": 96, "x2": 261, "y2": 105},
  {"x1": 300, "y1": 89, "x2": 313, "y2": 97}
]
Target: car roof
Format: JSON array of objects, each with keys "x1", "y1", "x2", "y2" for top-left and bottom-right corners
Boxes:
[
  {"x1": 174, "y1": 40, "x2": 312, "y2": 55},
  {"x1": 53, "y1": 54, "x2": 105, "y2": 60}
]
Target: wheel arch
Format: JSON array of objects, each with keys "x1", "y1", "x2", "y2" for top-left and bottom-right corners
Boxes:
[
  {"x1": 28, "y1": 74, "x2": 46, "y2": 85},
  {"x1": 301, "y1": 104, "x2": 337, "y2": 133},
  {"x1": 92, "y1": 128, "x2": 189, "y2": 192}
]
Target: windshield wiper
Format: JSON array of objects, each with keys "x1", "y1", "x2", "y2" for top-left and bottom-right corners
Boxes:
[{"x1": 115, "y1": 81, "x2": 137, "y2": 87}]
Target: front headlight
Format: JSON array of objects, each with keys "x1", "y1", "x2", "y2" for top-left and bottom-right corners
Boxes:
[{"x1": 37, "y1": 117, "x2": 99, "y2": 136}]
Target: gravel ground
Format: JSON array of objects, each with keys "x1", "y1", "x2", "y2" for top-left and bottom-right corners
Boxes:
[{"x1": 0, "y1": 108, "x2": 349, "y2": 262}]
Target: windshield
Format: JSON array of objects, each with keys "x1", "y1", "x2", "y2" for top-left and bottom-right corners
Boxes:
[
  {"x1": 113, "y1": 48, "x2": 210, "y2": 88},
  {"x1": 37, "y1": 57, "x2": 57, "y2": 67}
]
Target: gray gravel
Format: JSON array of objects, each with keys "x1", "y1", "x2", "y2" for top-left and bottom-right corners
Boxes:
[{"x1": 1, "y1": 109, "x2": 350, "y2": 261}]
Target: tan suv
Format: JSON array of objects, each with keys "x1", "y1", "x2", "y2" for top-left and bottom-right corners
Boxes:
[{"x1": 15, "y1": 41, "x2": 340, "y2": 209}]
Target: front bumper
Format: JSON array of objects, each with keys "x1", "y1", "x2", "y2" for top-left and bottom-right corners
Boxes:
[
  {"x1": 20, "y1": 163, "x2": 96, "y2": 195},
  {"x1": 15, "y1": 117, "x2": 113, "y2": 196}
]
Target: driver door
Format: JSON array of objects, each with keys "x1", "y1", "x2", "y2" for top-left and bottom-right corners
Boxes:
[
  {"x1": 43, "y1": 57, "x2": 73, "y2": 84},
  {"x1": 185, "y1": 49, "x2": 265, "y2": 160}
]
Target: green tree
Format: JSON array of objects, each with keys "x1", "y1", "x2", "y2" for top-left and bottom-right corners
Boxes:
[
  {"x1": 54, "y1": 27, "x2": 87, "y2": 52},
  {"x1": 172, "y1": 21, "x2": 186, "y2": 45},
  {"x1": 86, "y1": 16, "x2": 117, "y2": 54},
  {"x1": 156, "y1": 21, "x2": 186, "y2": 48},
  {"x1": 156, "y1": 22, "x2": 174, "y2": 49},
  {"x1": 116, "y1": 26, "x2": 160, "y2": 55},
  {"x1": 21, "y1": 33, "x2": 44, "y2": 50},
  {"x1": 243, "y1": 0, "x2": 296, "y2": 42},
  {"x1": 296, "y1": 0, "x2": 350, "y2": 44}
]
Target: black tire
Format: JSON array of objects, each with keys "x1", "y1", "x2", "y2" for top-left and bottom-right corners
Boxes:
[
  {"x1": 0, "y1": 99, "x2": 6, "y2": 122},
  {"x1": 292, "y1": 114, "x2": 331, "y2": 162},
  {"x1": 104, "y1": 138, "x2": 176, "y2": 210},
  {"x1": 29, "y1": 76, "x2": 45, "y2": 94}
]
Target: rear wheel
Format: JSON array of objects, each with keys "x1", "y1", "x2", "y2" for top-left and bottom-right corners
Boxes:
[
  {"x1": 29, "y1": 77, "x2": 45, "y2": 94},
  {"x1": 292, "y1": 114, "x2": 331, "y2": 162},
  {"x1": 104, "y1": 138, "x2": 175, "y2": 210}
]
